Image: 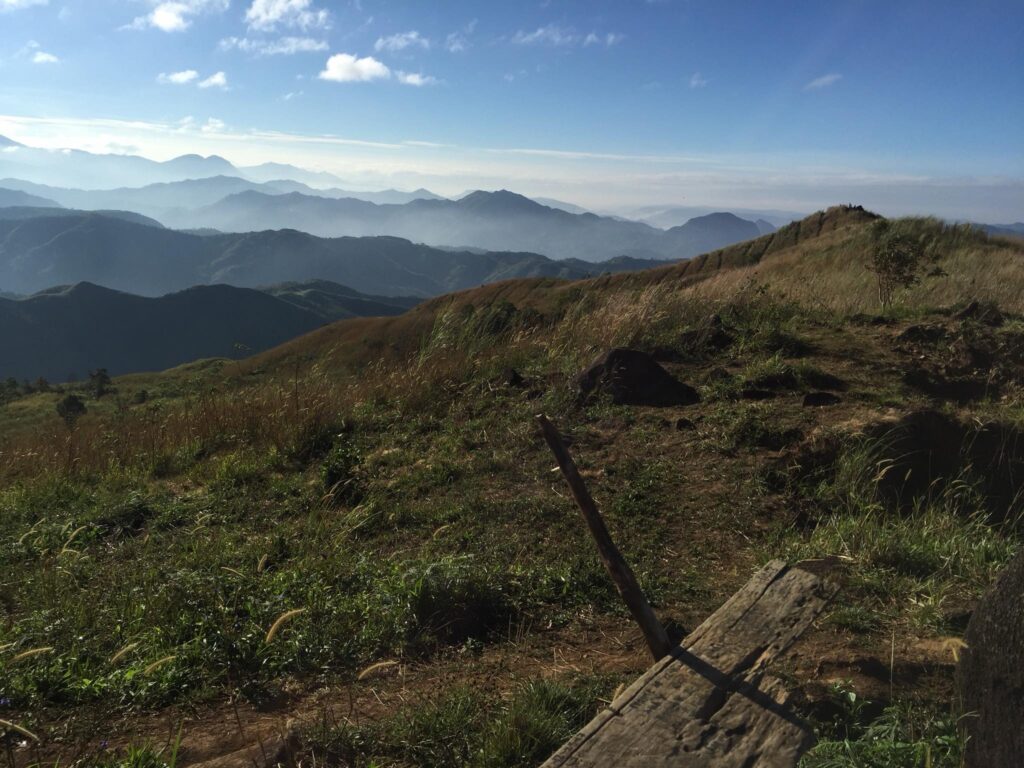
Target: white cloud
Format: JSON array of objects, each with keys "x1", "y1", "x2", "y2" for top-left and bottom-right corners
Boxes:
[
  {"x1": 198, "y1": 71, "x2": 228, "y2": 89},
  {"x1": 126, "y1": 0, "x2": 228, "y2": 33},
  {"x1": 689, "y1": 72, "x2": 708, "y2": 88},
  {"x1": 318, "y1": 53, "x2": 390, "y2": 82},
  {"x1": 219, "y1": 36, "x2": 327, "y2": 55},
  {"x1": 1, "y1": 0, "x2": 47, "y2": 10},
  {"x1": 584, "y1": 31, "x2": 624, "y2": 47},
  {"x1": 396, "y1": 71, "x2": 437, "y2": 87},
  {"x1": 512, "y1": 24, "x2": 577, "y2": 46},
  {"x1": 283, "y1": 90, "x2": 303, "y2": 100},
  {"x1": 444, "y1": 19, "x2": 476, "y2": 53},
  {"x1": 201, "y1": 117, "x2": 225, "y2": 132},
  {"x1": 158, "y1": 69, "x2": 199, "y2": 84},
  {"x1": 317, "y1": 54, "x2": 435, "y2": 86},
  {"x1": 804, "y1": 73, "x2": 842, "y2": 90},
  {"x1": 374, "y1": 30, "x2": 429, "y2": 53},
  {"x1": 31, "y1": 50, "x2": 59, "y2": 64},
  {"x1": 245, "y1": 0, "x2": 329, "y2": 31}
]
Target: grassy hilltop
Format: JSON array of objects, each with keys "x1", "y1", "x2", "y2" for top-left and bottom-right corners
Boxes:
[{"x1": 1, "y1": 207, "x2": 1023, "y2": 767}]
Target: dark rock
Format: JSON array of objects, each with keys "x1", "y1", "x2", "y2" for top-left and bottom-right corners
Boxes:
[
  {"x1": 803, "y1": 391, "x2": 841, "y2": 407},
  {"x1": 675, "y1": 418, "x2": 696, "y2": 431},
  {"x1": 954, "y1": 300, "x2": 1004, "y2": 327},
  {"x1": 740, "y1": 388, "x2": 776, "y2": 401},
  {"x1": 576, "y1": 348, "x2": 699, "y2": 407},
  {"x1": 958, "y1": 552, "x2": 1024, "y2": 767}
]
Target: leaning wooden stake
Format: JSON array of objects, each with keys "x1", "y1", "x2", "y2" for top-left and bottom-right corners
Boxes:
[{"x1": 537, "y1": 414, "x2": 672, "y2": 661}]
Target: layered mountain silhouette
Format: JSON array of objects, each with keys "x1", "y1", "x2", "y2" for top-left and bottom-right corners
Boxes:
[
  {"x1": 1, "y1": 177, "x2": 444, "y2": 220},
  {"x1": 163, "y1": 189, "x2": 764, "y2": 261},
  {"x1": 0, "y1": 135, "x2": 346, "y2": 189},
  {"x1": 0, "y1": 280, "x2": 419, "y2": 381},
  {"x1": 0, "y1": 188, "x2": 60, "y2": 209},
  {"x1": 0, "y1": 211, "x2": 667, "y2": 297}
]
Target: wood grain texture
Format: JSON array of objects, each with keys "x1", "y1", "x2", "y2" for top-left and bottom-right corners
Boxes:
[{"x1": 542, "y1": 560, "x2": 838, "y2": 767}]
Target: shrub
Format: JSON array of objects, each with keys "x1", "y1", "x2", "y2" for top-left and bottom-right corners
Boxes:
[{"x1": 321, "y1": 438, "x2": 362, "y2": 504}]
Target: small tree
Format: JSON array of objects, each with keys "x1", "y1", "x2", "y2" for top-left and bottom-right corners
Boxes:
[
  {"x1": 867, "y1": 225, "x2": 929, "y2": 310},
  {"x1": 56, "y1": 394, "x2": 87, "y2": 430},
  {"x1": 89, "y1": 368, "x2": 112, "y2": 398}
]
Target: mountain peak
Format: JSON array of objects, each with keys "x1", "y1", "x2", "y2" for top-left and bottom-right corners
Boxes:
[
  {"x1": 0, "y1": 135, "x2": 23, "y2": 148},
  {"x1": 457, "y1": 189, "x2": 548, "y2": 213}
]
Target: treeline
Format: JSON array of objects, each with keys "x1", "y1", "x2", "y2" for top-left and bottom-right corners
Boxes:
[{"x1": 0, "y1": 368, "x2": 116, "y2": 406}]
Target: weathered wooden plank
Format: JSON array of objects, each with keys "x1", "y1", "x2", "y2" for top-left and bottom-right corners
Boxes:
[{"x1": 542, "y1": 561, "x2": 837, "y2": 767}]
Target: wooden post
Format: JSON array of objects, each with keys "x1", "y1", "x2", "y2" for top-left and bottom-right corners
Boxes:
[{"x1": 537, "y1": 414, "x2": 672, "y2": 661}]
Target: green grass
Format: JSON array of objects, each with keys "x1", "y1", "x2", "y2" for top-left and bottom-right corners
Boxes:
[
  {"x1": 800, "y1": 683, "x2": 963, "y2": 768},
  {"x1": 304, "y1": 677, "x2": 614, "y2": 768},
  {"x1": 774, "y1": 434, "x2": 1017, "y2": 634}
]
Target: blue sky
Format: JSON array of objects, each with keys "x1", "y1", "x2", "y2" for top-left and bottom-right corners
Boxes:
[{"x1": 0, "y1": 0, "x2": 1022, "y2": 218}]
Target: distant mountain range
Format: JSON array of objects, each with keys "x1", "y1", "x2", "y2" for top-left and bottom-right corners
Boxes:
[
  {"x1": 0, "y1": 187, "x2": 61, "y2": 209},
  {"x1": 153, "y1": 188, "x2": 764, "y2": 261},
  {"x1": 0, "y1": 176, "x2": 444, "y2": 221},
  {"x1": 626, "y1": 205, "x2": 803, "y2": 230},
  {"x1": 980, "y1": 222, "x2": 1024, "y2": 237},
  {"x1": 0, "y1": 209, "x2": 669, "y2": 298}
]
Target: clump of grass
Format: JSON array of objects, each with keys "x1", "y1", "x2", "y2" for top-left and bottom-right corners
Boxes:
[
  {"x1": 305, "y1": 677, "x2": 613, "y2": 768},
  {"x1": 321, "y1": 438, "x2": 362, "y2": 505},
  {"x1": 800, "y1": 682, "x2": 963, "y2": 767},
  {"x1": 703, "y1": 402, "x2": 804, "y2": 452},
  {"x1": 778, "y1": 435, "x2": 1016, "y2": 633}
]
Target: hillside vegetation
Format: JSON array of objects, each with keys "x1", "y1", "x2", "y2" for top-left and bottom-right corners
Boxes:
[
  {"x1": 0, "y1": 281, "x2": 419, "y2": 381},
  {"x1": 1, "y1": 207, "x2": 1023, "y2": 767}
]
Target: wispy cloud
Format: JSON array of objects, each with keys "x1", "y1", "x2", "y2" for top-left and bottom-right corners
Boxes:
[
  {"x1": 219, "y1": 36, "x2": 327, "y2": 55},
  {"x1": 198, "y1": 71, "x2": 228, "y2": 89},
  {"x1": 512, "y1": 24, "x2": 577, "y2": 46},
  {"x1": 689, "y1": 72, "x2": 708, "y2": 88},
  {"x1": 584, "y1": 32, "x2": 624, "y2": 47},
  {"x1": 318, "y1": 53, "x2": 390, "y2": 82},
  {"x1": 0, "y1": 0, "x2": 48, "y2": 11},
  {"x1": 125, "y1": 0, "x2": 228, "y2": 33},
  {"x1": 31, "y1": 50, "x2": 59, "y2": 64},
  {"x1": 444, "y1": 20, "x2": 477, "y2": 53},
  {"x1": 396, "y1": 71, "x2": 437, "y2": 87},
  {"x1": 513, "y1": 25, "x2": 623, "y2": 48},
  {"x1": 245, "y1": 0, "x2": 329, "y2": 32},
  {"x1": 201, "y1": 117, "x2": 225, "y2": 133},
  {"x1": 804, "y1": 73, "x2": 842, "y2": 90},
  {"x1": 374, "y1": 30, "x2": 430, "y2": 53},
  {"x1": 157, "y1": 69, "x2": 199, "y2": 84}
]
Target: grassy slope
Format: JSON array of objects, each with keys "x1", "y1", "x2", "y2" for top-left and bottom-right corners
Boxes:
[{"x1": 1, "y1": 207, "x2": 1022, "y2": 767}]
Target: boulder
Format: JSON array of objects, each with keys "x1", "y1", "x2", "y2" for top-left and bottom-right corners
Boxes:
[
  {"x1": 577, "y1": 348, "x2": 699, "y2": 407},
  {"x1": 958, "y1": 551, "x2": 1024, "y2": 767}
]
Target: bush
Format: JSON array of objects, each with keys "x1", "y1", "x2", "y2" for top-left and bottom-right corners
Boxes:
[{"x1": 321, "y1": 439, "x2": 362, "y2": 504}]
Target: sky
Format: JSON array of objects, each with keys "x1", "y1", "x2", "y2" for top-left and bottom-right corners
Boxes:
[{"x1": 0, "y1": 0, "x2": 1022, "y2": 219}]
